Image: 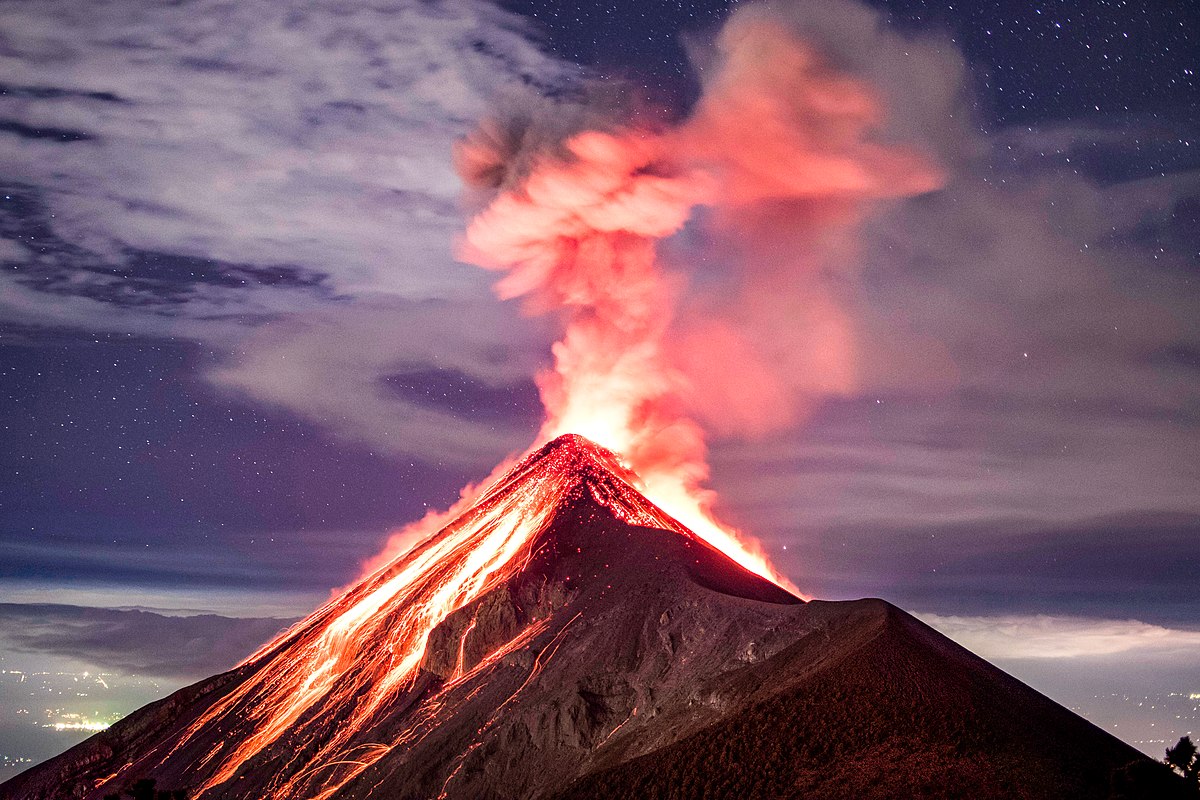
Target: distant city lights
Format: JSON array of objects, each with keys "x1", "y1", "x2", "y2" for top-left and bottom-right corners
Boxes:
[{"x1": 48, "y1": 721, "x2": 110, "y2": 732}]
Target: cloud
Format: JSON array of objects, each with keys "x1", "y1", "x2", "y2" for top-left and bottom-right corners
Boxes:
[
  {"x1": 854, "y1": 173, "x2": 1199, "y2": 410},
  {"x1": 208, "y1": 298, "x2": 547, "y2": 464},
  {"x1": 0, "y1": 603, "x2": 293, "y2": 679},
  {"x1": 0, "y1": 0, "x2": 570, "y2": 309},
  {"x1": 0, "y1": 527, "x2": 370, "y2": 596},
  {"x1": 993, "y1": 119, "x2": 1200, "y2": 184},
  {"x1": 752, "y1": 510, "x2": 1200, "y2": 626},
  {"x1": 0, "y1": 0, "x2": 577, "y2": 460},
  {"x1": 4, "y1": 0, "x2": 1196, "y2": 476},
  {"x1": 918, "y1": 612, "x2": 1200, "y2": 660},
  {"x1": 713, "y1": 393, "x2": 1200, "y2": 537}
]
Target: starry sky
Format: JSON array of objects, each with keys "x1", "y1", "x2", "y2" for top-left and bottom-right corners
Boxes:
[{"x1": 0, "y1": 0, "x2": 1198, "y2": 767}]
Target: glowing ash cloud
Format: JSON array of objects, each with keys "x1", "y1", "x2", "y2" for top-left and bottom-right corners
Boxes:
[{"x1": 454, "y1": 7, "x2": 940, "y2": 589}]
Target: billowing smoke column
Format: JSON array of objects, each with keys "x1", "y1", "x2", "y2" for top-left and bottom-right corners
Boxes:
[{"x1": 453, "y1": 8, "x2": 940, "y2": 588}]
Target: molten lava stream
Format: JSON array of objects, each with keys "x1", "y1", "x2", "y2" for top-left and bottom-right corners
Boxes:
[
  {"x1": 163, "y1": 436, "x2": 791, "y2": 799},
  {"x1": 175, "y1": 455, "x2": 561, "y2": 796}
]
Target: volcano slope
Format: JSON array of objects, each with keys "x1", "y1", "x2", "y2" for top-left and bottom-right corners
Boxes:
[{"x1": 1, "y1": 435, "x2": 1185, "y2": 800}]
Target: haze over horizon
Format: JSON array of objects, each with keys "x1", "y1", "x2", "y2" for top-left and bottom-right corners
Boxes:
[{"x1": 0, "y1": 0, "x2": 1197, "y2": 779}]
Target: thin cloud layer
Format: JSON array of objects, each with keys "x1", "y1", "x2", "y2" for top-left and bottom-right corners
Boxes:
[
  {"x1": 749, "y1": 510, "x2": 1200, "y2": 626},
  {"x1": 919, "y1": 613, "x2": 1200, "y2": 660},
  {"x1": 209, "y1": 299, "x2": 547, "y2": 464},
  {"x1": 0, "y1": 604, "x2": 292, "y2": 679},
  {"x1": 0, "y1": 0, "x2": 568, "y2": 308},
  {"x1": 0, "y1": 0, "x2": 579, "y2": 465}
]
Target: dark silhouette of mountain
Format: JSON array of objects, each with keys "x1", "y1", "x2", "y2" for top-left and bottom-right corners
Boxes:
[{"x1": 1, "y1": 435, "x2": 1187, "y2": 799}]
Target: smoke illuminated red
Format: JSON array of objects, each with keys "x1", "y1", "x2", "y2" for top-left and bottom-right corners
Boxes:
[
  {"x1": 450, "y1": 10, "x2": 938, "y2": 598},
  {"x1": 458, "y1": 124, "x2": 793, "y2": 590},
  {"x1": 459, "y1": 120, "x2": 905, "y2": 593}
]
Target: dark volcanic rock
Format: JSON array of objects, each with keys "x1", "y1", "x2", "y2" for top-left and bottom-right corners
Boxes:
[
  {"x1": 423, "y1": 586, "x2": 524, "y2": 679},
  {"x1": 555, "y1": 602, "x2": 1189, "y2": 800},
  {"x1": 1, "y1": 435, "x2": 1186, "y2": 800}
]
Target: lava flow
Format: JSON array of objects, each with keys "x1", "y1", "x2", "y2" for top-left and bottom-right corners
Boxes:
[{"x1": 113, "y1": 435, "x2": 744, "y2": 799}]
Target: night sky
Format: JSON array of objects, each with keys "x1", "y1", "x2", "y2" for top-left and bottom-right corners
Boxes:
[{"x1": 1, "y1": 0, "x2": 1198, "y2": 771}]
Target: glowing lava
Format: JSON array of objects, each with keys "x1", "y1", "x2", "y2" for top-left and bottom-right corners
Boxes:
[{"x1": 111, "y1": 435, "x2": 761, "y2": 799}]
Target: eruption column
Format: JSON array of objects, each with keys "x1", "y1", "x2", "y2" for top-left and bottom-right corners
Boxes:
[{"x1": 459, "y1": 128, "x2": 791, "y2": 589}]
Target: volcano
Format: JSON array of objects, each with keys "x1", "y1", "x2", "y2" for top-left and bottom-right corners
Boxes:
[{"x1": 1, "y1": 434, "x2": 1185, "y2": 799}]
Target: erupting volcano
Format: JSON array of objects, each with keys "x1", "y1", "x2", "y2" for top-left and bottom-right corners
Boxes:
[
  {"x1": 2, "y1": 434, "x2": 1183, "y2": 800},
  {"x1": 2, "y1": 9, "x2": 1189, "y2": 800}
]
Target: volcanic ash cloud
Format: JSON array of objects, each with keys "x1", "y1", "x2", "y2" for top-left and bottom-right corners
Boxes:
[{"x1": 453, "y1": 3, "x2": 942, "y2": 588}]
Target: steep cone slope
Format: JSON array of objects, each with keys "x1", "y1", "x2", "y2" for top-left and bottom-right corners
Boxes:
[
  {"x1": 1, "y1": 434, "x2": 793, "y2": 800},
  {"x1": 2, "y1": 434, "x2": 1186, "y2": 800}
]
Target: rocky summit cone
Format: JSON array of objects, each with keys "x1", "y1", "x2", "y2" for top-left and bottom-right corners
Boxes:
[{"x1": 1, "y1": 435, "x2": 1188, "y2": 800}]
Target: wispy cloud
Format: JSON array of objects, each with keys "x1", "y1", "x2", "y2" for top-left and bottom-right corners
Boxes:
[
  {"x1": 754, "y1": 510, "x2": 1200, "y2": 626},
  {"x1": 0, "y1": 0, "x2": 574, "y2": 461},
  {"x1": 0, "y1": 0, "x2": 570, "y2": 312},
  {"x1": 0, "y1": 603, "x2": 293, "y2": 679},
  {"x1": 208, "y1": 298, "x2": 547, "y2": 465},
  {"x1": 918, "y1": 612, "x2": 1200, "y2": 660}
]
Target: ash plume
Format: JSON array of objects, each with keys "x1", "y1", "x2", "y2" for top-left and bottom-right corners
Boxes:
[{"x1": 451, "y1": 1, "x2": 942, "y2": 586}]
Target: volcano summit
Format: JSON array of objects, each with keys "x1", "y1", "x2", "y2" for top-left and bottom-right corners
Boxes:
[{"x1": 1, "y1": 435, "x2": 1185, "y2": 799}]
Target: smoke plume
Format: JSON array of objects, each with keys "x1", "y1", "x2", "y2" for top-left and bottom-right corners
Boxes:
[{"x1": 446, "y1": 3, "x2": 942, "y2": 587}]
